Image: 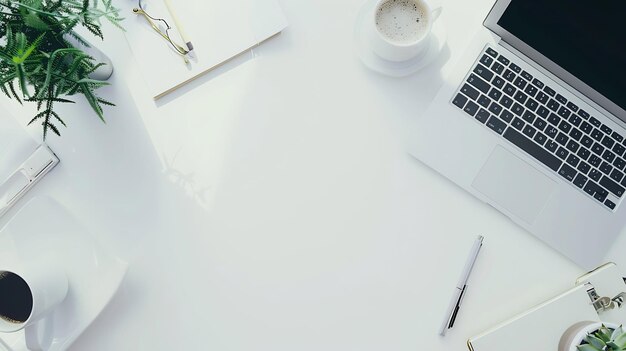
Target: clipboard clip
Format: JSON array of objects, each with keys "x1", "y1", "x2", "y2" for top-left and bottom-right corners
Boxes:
[{"x1": 585, "y1": 283, "x2": 626, "y2": 312}]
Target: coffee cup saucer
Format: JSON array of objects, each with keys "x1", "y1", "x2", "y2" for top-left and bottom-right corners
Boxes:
[
  {"x1": 354, "y1": 0, "x2": 447, "y2": 77},
  {"x1": 0, "y1": 197, "x2": 128, "y2": 351}
]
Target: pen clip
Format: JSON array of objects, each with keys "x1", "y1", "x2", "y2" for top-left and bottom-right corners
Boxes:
[{"x1": 448, "y1": 285, "x2": 467, "y2": 329}]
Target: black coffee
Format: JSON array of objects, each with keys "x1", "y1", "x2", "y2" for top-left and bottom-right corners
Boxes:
[{"x1": 0, "y1": 271, "x2": 33, "y2": 323}]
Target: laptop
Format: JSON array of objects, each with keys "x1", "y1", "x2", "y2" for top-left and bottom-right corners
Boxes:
[{"x1": 409, "y1": 0, "x2": 626, "y2": 268}]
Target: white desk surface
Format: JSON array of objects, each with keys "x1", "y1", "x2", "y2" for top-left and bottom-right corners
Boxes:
[{"x1": 2, "y1": 0, "x2": 626, "y2": 350}]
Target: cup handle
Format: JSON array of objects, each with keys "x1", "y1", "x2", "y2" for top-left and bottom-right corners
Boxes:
[
  {"x1": 24, "y1": 318, "x2": 53, "y2": 351},
  {"x1": 24, "y1": 322, "x2": 43, "y2": 351},
  {"x1": 430, "y1": 1, "x2": 443, "y2": 21}
]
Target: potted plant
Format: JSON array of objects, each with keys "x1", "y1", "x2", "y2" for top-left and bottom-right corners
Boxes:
[
  {"x1": 559, "y1": 322, "x2": 626, "y2": 351},
  {"x1": 0, "y1": 0, "x2": 123, "y2": 139}
]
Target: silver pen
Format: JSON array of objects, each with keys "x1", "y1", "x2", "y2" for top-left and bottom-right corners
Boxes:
[{"x1": 439, "y1": 235, "x2": 484, "y2": 336}]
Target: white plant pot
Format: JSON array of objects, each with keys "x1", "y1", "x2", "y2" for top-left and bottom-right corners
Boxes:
[
  {"x1": 559, "y1": 321, "x2": 620, "y2": 351},
  {"x1": 63, "y1": 32, "x2": 114, "y2": 81}
]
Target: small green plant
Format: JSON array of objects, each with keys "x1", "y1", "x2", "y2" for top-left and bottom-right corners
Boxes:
[
  {"x1": 578, "y1": 325, "x2": 626, "y2": 351},
  {"x1": 0, "y1": 0, "x2": 123, "y2": 139}
]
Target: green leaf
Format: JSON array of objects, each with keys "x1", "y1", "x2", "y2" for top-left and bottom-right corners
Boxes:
[
  {"x1": 79, "y1": 83, "x2": 104, "y2": 122},
  {"x1": 585, "y1": 334, "x2": 607, "y2": 350},
  {"x1": 45, "y1": 121, "x2": 60, "y2": 138},
  {"x1": 597, "y1": 327, "x2": 613, "y2": 342},
  {"x1": 7, "y1": 81, "x2": 22, "y2": 104},
  {"x1": 606, "y1": 341, "x2": 621, "y2": 350},
  {"x1": 0, "y1": 48, "x2": 13, "y2": 62},
  {"x1": 0, "y1": 85, "x2": 10, "y2": 99},
  {"x1": 50, "y1": 110, "x2": 67, "y2": 127},
  {"x1": 51, "y1": 97, "x2": 75, "y2": 104},
  {"x1": 97, "y1": 97, "x2": 114, "y2": 106},
  {"x1": 15, "y1": 32, "x2": 26, "y2": 57},
  {"x1": 23, "y1": 11, "x2": 49, "y2": 30},
  {"x1": 613, "y1": 331, "x2": 626, "y2": 348},
  {"x1": 61, "y1": 19, "x2": 81, "y2": 35},
  {"x1": 76, "y1": 77, "x2": 106, "y2": 85},
  {"x1": 36, "y1": 48, "x2": 81, "y2": 99},
  {"x1": 16, "y1": 1, "x2": 65, "y2": 18},
  {"x1": 28, "y1": 110, "x2": 48, "y2": 125},
  {"x1": 577, "y1": 344, "x2": 601, "y2": 351},
  {"x1": 11, "y1": 33, "x2": 44, "y2": 64},
  {"x1": 611, "y1": 326, "x2": 624, "y2": 341},
  {"x1": 15, "y1": 64, "x2": 29, "y2": 97}
]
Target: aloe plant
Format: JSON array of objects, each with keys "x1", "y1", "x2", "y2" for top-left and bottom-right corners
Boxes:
[
  {"x1": 0, "y1": 0, "x2": 124, "y2": 139},
  {"x1": 578, "y1": 325, "x2": 626, "y2": 351}
]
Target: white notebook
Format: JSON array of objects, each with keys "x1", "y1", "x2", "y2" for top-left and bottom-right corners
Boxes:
[
  {"x1": 122, "y1": 0, "x2": 288, "y2": 99},
  {"x1": 468, "y1": 263, "x2": 626, "y2": 351},
  {"x1": 467, "y1": 285, "x2": 600, "y2": 351}
]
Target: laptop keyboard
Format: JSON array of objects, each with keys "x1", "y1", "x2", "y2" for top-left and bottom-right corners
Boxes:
[{"x1": 452, "y1": 46, "x2": 626, "y2": 211}]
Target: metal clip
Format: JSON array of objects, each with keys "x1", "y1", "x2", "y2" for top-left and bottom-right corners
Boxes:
[
  {"x1": 585, "y1": 283, "x2": 626, "y2": 312},
  {"x1": 612, "y1": 292, "x2": 626, "y2": 308}
]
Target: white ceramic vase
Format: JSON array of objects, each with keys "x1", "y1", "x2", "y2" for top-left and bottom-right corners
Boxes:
[{"x1": 63, "y1": 32, "x2": 114, "y2": 81}]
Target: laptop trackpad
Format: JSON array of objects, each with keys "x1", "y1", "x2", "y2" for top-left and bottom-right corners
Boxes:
[{"x1": 472, "y1": 146, "x2": 557, "y2": 224}]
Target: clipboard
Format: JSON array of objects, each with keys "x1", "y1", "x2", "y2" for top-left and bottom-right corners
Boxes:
[{"x1": 467, "y1": 263, "x2": 626, "y2": 351}]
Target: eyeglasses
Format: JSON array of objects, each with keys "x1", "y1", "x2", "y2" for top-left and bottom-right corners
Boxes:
[{"x1": 133, "y1": 0, "x2": 190, "y2": 63}]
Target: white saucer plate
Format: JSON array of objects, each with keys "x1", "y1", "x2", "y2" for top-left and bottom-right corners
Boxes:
[
  {"x1": 0, "y1": 197, "x2": 128, "y2": 351},
  {"x1": 354, "y1": 0, "x2": 447, "y2": 77}
]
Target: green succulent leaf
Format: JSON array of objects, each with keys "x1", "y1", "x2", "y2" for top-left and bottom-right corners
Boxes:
[
  {"x1": 597, "y1": 326, "x2": 613, "y2": 343},
  {"x1": 606, "y1": 341, "x2": 621, "y2": 350},
  {"x1": 611, "y1": 326, "x2": 624, "y2": 341},
  {"x1": 614, "y1": 332, "x2": 626, "y2": 349},
  {"x1": 585, "y1": 325, "x2": 626, "y2": 351},
  {"x1": 585, "y1": 334, "x2": 607, "y2": 349},
  {"x1": 577, "y1": 344, "x2": 602, "y2": 351}
]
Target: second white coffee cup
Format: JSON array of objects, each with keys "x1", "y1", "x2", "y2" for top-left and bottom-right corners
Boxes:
[{"x1": 369, "y1": 0, "x2": 442, "y2": 62}]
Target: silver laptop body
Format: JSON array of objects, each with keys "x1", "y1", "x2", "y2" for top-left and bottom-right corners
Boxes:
[{"x1": 409, "y1": 0, "x2": 626, "y2": 268}]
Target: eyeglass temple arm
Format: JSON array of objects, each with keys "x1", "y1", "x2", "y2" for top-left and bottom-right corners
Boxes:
[{"x1": 133, "y1": 8, "x2": 190, "y2": 62}]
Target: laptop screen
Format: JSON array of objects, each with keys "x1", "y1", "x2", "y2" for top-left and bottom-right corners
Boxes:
[{"x1": 496, "y1": 1, "x2": 626, "y2": 113}]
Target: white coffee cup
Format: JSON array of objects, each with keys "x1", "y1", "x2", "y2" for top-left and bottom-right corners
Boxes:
[
  {"x1": 0, "y1": 261, "x2": 68, "y2": 350},
  {"x1": 369, "y1": 0, "x2": 442, "y2": 62}
]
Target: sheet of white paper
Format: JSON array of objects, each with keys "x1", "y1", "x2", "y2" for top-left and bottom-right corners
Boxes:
[{"x1": 121, "y1": 0, "x2": 288, "y2": 99}]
